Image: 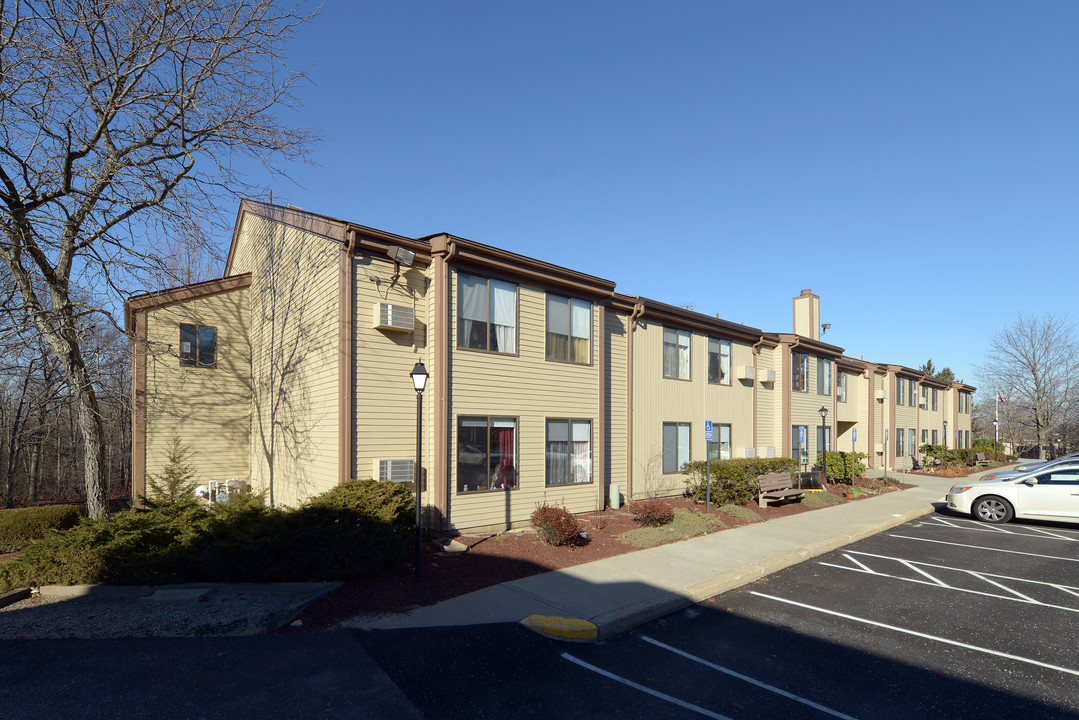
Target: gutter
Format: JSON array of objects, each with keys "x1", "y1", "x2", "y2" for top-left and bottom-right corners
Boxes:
[{"x1": 626, "y1": 301, "x2": 645, "y2": 500}]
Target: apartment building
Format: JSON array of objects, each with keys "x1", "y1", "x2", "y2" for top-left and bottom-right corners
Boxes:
[{"x1": 126, "y1": 200, "x2": 974, "y2": 533}]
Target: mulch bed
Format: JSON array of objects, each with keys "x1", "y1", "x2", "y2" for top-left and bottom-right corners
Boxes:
[{"x1": 284, "y1": 477, "x2": 911, "y2": 633}]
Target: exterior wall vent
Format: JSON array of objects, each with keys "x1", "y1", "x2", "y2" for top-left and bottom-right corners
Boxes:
[
  {"x1": 765, "y1": 446, "x2": 776, "y2": 458},
  {"x1": 742, "y1": 447, "x2": 756, "y2": 458},
  {"x1": 374, "y1": 303, "x2": 415, "y2": 331},
  {"x1": 738, "y1": 365, "x2": 756, "y2": 381},
  {"x1": 377, "y1": 459, "x2": 415, "y2": 482}
]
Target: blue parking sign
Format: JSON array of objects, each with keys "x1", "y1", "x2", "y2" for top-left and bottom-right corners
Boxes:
[
  {"x1": 852, "y1": 428, "x2": 857, "y2": 443},
  {"x1": 704, "y1": 420, "x2": 713, "y2": 441}
]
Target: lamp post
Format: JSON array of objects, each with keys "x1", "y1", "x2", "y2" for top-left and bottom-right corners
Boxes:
[
  {"x1": 943, "y1": 420, "x2": 948, "y2": 449},
  {"x1": 818, "y1": 406, "x2": 829, "y2": 486},
  {"x1": 409, "y1": 361, "x2": 429, "y2": 579}
]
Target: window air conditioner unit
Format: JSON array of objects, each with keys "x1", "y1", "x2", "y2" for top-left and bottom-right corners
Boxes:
[
  {"x1": 762, "y1": 369, "x2": 776, "y2": 383},
  {"x1": 377, "y1": 459, "x2": 415, "y2": 483},
  {"x1": 738, "y1": 365, "x2": 755, "y2": 381},
  {"x1": 374, "y1": 303, "x2": 415, "y2": 331},
  {"x1": 766, "y1": 446, "x2": 775, "y2": 458},
  {"x1": 743, "y1": 448, "x2": 756, "y2": 459},
  {"x1": 876, "y1": 389, "x2": 887, "y2": 401}
]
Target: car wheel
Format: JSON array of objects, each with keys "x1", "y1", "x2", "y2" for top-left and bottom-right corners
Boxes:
[{"x1": 972, "y1": 495, "x2": 1014, "y2": 524}]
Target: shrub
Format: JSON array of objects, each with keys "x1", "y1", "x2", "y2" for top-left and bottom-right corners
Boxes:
[
  {"x1": 816, "y1": 451, "x2": 867, "y2": 483},
  {"x1": 142, "y1": 436, "x2": 200, "y2": 507},
  {"x1": 0, "y1": 505, "x2": 85, "y2": 553},
  {"x1": 530, "y1": 503, "x2": 580, "y2": 546},
  {"x1": 0, "y1": 481, "x2": 417, "y2": 591},
  {"x1": 683, "y1": 457, "x2": 798, "y2": 505},
  {"x1": 626, "y1": 498, "x2": 674, "y2": 527}
]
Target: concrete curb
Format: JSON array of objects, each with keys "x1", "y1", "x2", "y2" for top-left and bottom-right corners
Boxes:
[{"x1": 0, "y1": 587, "x2": 31, "y2": 609}]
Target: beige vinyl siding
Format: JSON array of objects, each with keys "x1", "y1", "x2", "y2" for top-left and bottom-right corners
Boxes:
[
  {"x1": 854, "y1": 372, "x2": 870, "y2": 457},
  {"x1": 228, "y1": 219, "x2": 256, "y2": 276},
  {"x1": 448, "y1": 271, "x2": 602, "y2": 532},
  {"x1": 629, "y1": 322, "x2": 755, "y2": 500},
  {"x1": 241, "y1": 214, "x2": 340, "y2": 507},
  {"x1": 352, "y1": 256, "x2": 429, "y2": 483},
  {"x1": 893, "y1": 377, "x2": 918, "y2": 471},
  {"x1": 756, "y1": 345, "x2": 776, "y2": 457},
  {"x1": 142, "y1": 287, "x2": 251, "y2": 491},
  {"x1": 790, "y1": 353, "x2": 825, "y2": 462},
  {"x1": 605, "y1": 309, "x2": 629, "y2": 499}
]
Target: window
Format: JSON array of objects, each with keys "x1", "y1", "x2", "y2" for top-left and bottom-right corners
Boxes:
[
  {"x1": 546, "y1": 294, "x2": 591, "y2": 364},
  {"x1": 793, "y1": 352, "x2": 809, "y2": 392},
  {"x1": 921, "y1": 429, "x2": 928, "y2": 446},
  {"x1": 457, "y1": 417, "x2": 517, "y2": 493},
  {"x1": 909, "y1": 429, "x2": 916, "y2": 457},
  {"x1": 662, "y1": 422, "x2": 691, "y2": 473},
  {"x1": 458, "y1": 272, "x2": 517, "y2": 353},
  {"x1": 1035, "y1": 468, "x2": 1079, "y2": 484},
  {"x1": 896, "y1": 377, "x2": 905, "y2": 406},
  {"x1": 908, "y1": 380, "x2": 917, "y2": 407},
  {"x1": 896, "y1": 429, "x2": 905, "y2": 456},
  {"x1": 792, "y1": 425, "x2": 808, "y2": 465},
  {"x1": 920, "y1": 386, "x2": 928, "y2": 409},
  {"x1": 932, "y1": 388, "x2": 939, "y2": 411},
  {"x1": 179, "y1": 324, "x2": 216, "y2": 367},
  {"x1": 931, "y1": 429, "x2": 939, "y2": 445},
  {"x1": 706, "y1": 424, "x2": 733, "y2": 461},
  {"x1": 966, "y1": 430, "x2": 971, "y2": 448},
  {"x1": 546, "y1": 419, "x2": 592, "y2": 485},
  {"x1": 708, "y1": 338, "x2": 731, "y2": 385},
  {"x1": 663, "y1": 328, "x2": 691, "y2": 380},
  {"x1": 817, "y1": 358, "x2": 832, "y2": 395},
  {"x1": 837, "y1": 373, "x2": 848, "y2": 403}
]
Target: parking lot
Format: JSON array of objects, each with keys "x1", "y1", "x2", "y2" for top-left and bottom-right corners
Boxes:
[{"x1": 548, "y1": 512, "x2": 1079, "y2": 719}]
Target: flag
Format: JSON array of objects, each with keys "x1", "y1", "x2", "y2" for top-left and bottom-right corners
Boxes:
[{"x1": 997, "y1": 392, "x2": 1006, "y2": 405}]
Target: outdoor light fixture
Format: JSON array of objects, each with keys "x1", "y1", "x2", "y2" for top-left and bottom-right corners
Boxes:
[
  {"x1": 409, "y1": 361, "x2": 428, "y2": 579},
  {"x1": 819, "y1": 406, "x2": 829, "y2": 486},
  {"x1": 943, "y1": 420, "x2": 948, "y2": 449},
  {"x1": 386, "y1": 245, "x2": 416, "y2": 267},
  {"x1": 821, "y1": 323, "x2": 831, "y2": 336}
]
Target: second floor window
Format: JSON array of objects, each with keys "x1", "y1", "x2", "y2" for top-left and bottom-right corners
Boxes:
[
  {"x1": 920, "y1": 386, "x2": 928, "y2": 409},
  {"x1": 793, "y1": 352, "x2": 809, "y2": 392},
  {"x1": 179, "y1": 324, "x2": 216, "y2": 367},
  {"x1": 837, "y1": 373, "x2": 848, "y2": 403},
  {"x1": 663, "y1": 328, "x2": 691, "y2": 380},
  {"x1": 897, "y1": 377, "x2": 906, "y2": 406},
  {"x1": 708, "y1": 338, "x2": 731, "y2": 385},
  {"x1": 458, "y1": 272, "x2": 517, "y2": 354},
  {"x1": 546, "y1": 294, "x2": 591, "y2": 364},
  {"x1": 817, "y1": 358, "x2": 832, "y2": 395},
  {"x1": 932, "y1": 388, "x2": 939, "y2": 411}
]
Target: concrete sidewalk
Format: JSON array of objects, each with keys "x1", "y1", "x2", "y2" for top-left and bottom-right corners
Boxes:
[{"x1": 344, "y1": 472, "x2": 972, "y2": 641}]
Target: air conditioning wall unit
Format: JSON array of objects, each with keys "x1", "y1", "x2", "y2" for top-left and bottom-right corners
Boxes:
[
  {"x1": 762, "y1": 369, "x2": 776, "y2": 383},
  {"x1": 738, "y1": 365, "x2": 756, "y2": 381},
  {"x1": 742, "y1": 447, "x2": 756, "y2": 458},
  {"x1": 374, "y1": 303, "x2": 415, "y2": 331},
  {"x1": 765, "y1": 446, "x2": 776, "y2": 458},
  {"x1": 876, "y1": 388, "x2": 887, "y2": 401},
  {"x1": 376, "y1": 458, "x2": 415, "y2": 483}
]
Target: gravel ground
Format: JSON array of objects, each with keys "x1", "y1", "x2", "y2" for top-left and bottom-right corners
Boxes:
[{"x1": 0, "y1": 583, "x2": 339, "y2": 639}]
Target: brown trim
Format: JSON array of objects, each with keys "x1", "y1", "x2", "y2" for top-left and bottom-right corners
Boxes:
[
  {"x1": 751, "y1": 339, "x2": 761, "y2": 451},
  {"x1": 888, "y1": 370, "x2": 897, "y2": 470},
  {"x1": 131, "y1": 312, "x2": 148, "y2": 506},
  {"x1": 124, "y1": 274, "x2": 252, "y2": 330},
  {"x1": 431, "y1": 237, "x2": 455, "y2": 530},
  {"x1": 775, "y1": 333, "x2": 844, "y2": 358},
  {"x1": 781, "y1": 346, "x2": 791, "y2": 456},
  {"x1": 596, "y1": 303, "x2": 607, "y2": 511},
  {"x1": 626, "y1": 302, "x2": 644, "y2": 499},
  {"x1": 867, "y1": 371, "x2": 876, "y2": 468},
  {"x1": 629, "y1": 296, "x2": 763, "y2": 344},
  {"x1": 338, "y1": 232, "x2": 355, "y2": 484}
]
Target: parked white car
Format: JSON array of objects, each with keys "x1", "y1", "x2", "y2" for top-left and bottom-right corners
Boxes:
[{"x1": 948, "y1": 463, "x2": 1079, "y2": 524}]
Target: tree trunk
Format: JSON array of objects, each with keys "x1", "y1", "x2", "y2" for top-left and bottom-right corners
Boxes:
[
  {"x1": 71, "y1": 365, "x2": 109, "y2": 519},
  {"x1": 28, "y1": 442, "x2": 41, "y2": 503}
]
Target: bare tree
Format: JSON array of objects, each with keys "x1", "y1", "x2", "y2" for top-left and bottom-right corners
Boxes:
[
  {"x1": 0, "y1": 0, "x2": 316, "y2": 517},
  {"x1": 978, "y1": 313, "x2": 1079, "y2": 460}
]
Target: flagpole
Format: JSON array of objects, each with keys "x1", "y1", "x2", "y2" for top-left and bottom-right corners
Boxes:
[{"x1": 995, "y1": 390, "x2": 999, "y2": 448}]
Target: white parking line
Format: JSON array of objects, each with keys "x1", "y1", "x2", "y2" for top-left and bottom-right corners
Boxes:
[
  {"x1": 890, "y1": 534, "x2": 1079, "y2": 562},
  {"x1": 640, "y1": 636, "x2": 861, "y2": 720},
  {"x1": 561, "y1": 653, "x2": 733, "y2": 720},
  {"x1": 921, "y1": 516, "x2": 1079, "y2": 540},
  {"x1": 751, "y1": 592, "x2": 1079, "y2": 678},
  {"x1": 818, "y1": 550, "x2": 1079, "y2": 612}
]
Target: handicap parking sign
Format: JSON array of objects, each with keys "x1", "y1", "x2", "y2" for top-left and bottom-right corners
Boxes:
[{"x1": 704, "y1": 420, "x2": 713, "y2": 442}]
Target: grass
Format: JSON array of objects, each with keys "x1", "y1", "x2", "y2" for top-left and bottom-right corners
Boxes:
[
  {"x1": 717, "y1": 504, "x2": 762, "y2": 523},
  {"x1": 802, "y1": 491, "x2": 843, "y2": 508},
  {"x1": 618, "y1": 508, "x2": 725, "y2": 548}
]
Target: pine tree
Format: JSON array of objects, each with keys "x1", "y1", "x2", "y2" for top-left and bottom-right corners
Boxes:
[{"x1": 142, "y1": 437, "x2": 200, "y2": 507}]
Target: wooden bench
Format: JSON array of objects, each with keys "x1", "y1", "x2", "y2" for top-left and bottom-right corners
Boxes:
[
  {"x1": 974, "y1": 452, "x2": 991, "y2": 467},
  {"x1": 757, "y1": 472, "x2": 805, "y2": 508}
]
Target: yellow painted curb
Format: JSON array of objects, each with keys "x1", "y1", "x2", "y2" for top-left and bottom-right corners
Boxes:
[{"x1": 520, "y1": 614, "x2": 598, "y2": 642}]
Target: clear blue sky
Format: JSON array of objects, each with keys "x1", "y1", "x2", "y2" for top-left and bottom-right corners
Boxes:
[{"x1": 235, "y1": 1, "x2": 1079, "y2": 397}]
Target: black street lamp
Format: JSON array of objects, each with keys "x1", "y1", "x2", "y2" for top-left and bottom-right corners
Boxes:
[
  {"x1": 409, "y1": 361, "x2": 429, "y2": 579},
  {"x1": 818, "y1": 405, "x2": 829, "y2": 485},
  {"x1": 943, "y1": 420, "x2": 948, "y2": 449}
]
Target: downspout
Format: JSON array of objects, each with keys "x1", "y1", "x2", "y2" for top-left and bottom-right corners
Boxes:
[
  {"x1": 338, "y1": 230, "x2": 356, "y2": 485},
  {"x1": 783, "y1": 337, "x2": 802, "y2": 458},
  {"x1": 626, "y1": 301, "x2": 645, "y2": 501},
  {"x1": 751, "y1": 337, "x2": 764, "y2": 454},
  {"x1": 597, "y1": 303, "x2": 606, "y2": 511},
  {"x1": 433, "y1": 239, "x2": 457, "y2": 531}
]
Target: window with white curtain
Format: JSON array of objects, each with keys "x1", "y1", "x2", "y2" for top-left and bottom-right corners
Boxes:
[
  {"x1": 793, "y1": 352, "x2": 809, "y2": 392},
  {"x1": 546, "y1": 294, "x2": 591, "y2": 364},
  {"x1": 932, "y1": 388, "x2": 939, "y2": 411},
  {"x1": 457, "y1": 272, "x2": 517, "y2": 353},
  {"x1": 662, "y1": 422, "x2": 691, "y2": 473},
  {"x1": 817, "y1": 358, "x2": 832, "y2": 395},
  {"x1": 837, "y1": 372, "x2": 847, "y2": 403},
  {"x1": 896, "y1": 376, "x2": 906, "y2": 406},
  {"x1": 707, "y1": 339, "x2": 731, "y2": 385},
  {"x1": 457, "y1": 416, "x2": 517, "y2": 493},
  {"x1": 545, "y1": 419, "x2": 592, "y2": 485},
  {"x1": 663, "y1": 328, "x2": 691, "y2": 380}
]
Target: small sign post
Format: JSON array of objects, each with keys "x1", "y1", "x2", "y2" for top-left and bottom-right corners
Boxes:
[
  {"x1": 851, "y1": 428, "x2": 858, "y2": 481},
  {"x1": 704, "y1": 421, "x2": 713, "y2": 514}
]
